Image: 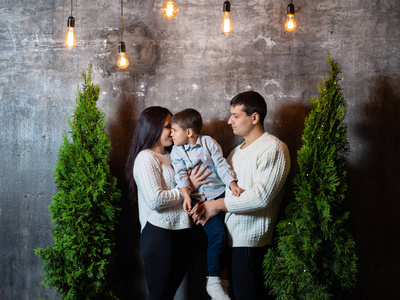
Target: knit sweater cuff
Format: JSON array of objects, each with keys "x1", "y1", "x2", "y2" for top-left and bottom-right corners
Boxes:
[{"x1": 224, "y1": 195, "x2": 242, "y2": 213}]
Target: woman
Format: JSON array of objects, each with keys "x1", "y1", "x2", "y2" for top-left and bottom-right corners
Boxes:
[{"x1": 125, "y1": 106, "x2": 208, "y2": 300}]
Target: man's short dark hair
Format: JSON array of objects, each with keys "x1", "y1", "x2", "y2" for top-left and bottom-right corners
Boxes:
[
  {"x1": 170, "y1": 108, "x2": 203, "y2": 134},
  {"x1": 230, "y1": 91, "x2": 267, "y2": 122}
]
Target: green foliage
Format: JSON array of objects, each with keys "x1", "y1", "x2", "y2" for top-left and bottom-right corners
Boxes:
[
  {"x1": 264, "y1": 56, "x2": 357, "y2": 299},
  {"x1": 35, "y1": 65, "x2": 121, "y2": 300}
]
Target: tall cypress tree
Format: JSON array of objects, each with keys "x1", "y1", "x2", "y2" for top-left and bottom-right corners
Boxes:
[
  {"x1": 35, "y1": 65, "x2": 121, "y2": 300},
  {"x1": 264, "y1": 56, "x2": 357, "y2": 299}
]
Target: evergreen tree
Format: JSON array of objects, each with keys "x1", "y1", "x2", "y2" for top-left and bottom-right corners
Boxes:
[
  {"x1": 35, "y1": 65, "x2": 121, "y2": 300},
  {"x1": 264, "y1": 56, "x2": 357, "y2": 299}
]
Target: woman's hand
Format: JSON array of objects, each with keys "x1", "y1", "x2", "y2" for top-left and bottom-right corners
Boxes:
[{"x1": 188, "y1": 164, "x2": 212, "y2": 191}]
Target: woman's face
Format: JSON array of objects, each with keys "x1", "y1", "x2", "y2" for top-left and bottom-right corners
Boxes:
[{"x1": 157, "y1": 114, "x2": 173, "y2": 148}]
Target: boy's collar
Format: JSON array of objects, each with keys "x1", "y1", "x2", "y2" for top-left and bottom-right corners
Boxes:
[{"x1": 183, "y1": 135, "x2": 202, "y2": 151}]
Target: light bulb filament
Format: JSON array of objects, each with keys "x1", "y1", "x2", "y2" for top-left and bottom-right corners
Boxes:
[
  {"x1": 287, "y1": 19, "x2": 295, "y2": 30},
  {"x1": 65, "y1": 27, "x2": 76, "y2": 49},
  {"x1": 223, "y1": 14, "x2": 231, "y2": 32},
  {"x1": 222, "y1": 12, "x2": 233, "y2": 35},
  {"x1": 166, "y1": 3, "x2": 173, "y2": 17},
  {"x1": 119, "y1": 55, "x2": 127, "y2": 67}
]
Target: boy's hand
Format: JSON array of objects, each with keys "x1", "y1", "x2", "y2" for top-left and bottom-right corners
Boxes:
[
  {"x1": 183, "y1": 197, "x2": 192, "y2": 214},
  {"x1": 230, "y1": 181, "x2": 245, "y2": 197}
]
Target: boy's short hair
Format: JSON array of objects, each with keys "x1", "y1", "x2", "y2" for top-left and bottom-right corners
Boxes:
[
  {"x1": 230, "y1": 91, "x2": 267, "y2": 123},
  {"x1": 170, "y1": 108, "x2": 203, "y2": 134}
]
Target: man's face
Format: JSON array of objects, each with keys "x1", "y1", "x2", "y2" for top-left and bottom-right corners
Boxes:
[
  {"x1": 228, "y1": 104, "x2": 255, "y2": 137},
  {"x1": 170, "y1": 123, "x2": 189, "y2": 146}
]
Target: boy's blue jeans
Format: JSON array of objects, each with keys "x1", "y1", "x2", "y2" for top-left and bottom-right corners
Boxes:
[{"x1": 192, "y1": 193, "x2": 228, "y2": 276}]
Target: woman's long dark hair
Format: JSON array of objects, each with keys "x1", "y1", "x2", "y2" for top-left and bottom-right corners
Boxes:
[{"x1": 125, "y1": 106, "x2": 172, "y2": 203}]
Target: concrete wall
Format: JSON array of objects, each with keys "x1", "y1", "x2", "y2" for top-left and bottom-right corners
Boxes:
[{"x1": 1, "y1": 0, "x2": 399, "y2": 299}]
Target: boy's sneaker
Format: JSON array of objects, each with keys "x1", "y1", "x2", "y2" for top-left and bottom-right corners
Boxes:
[{"x1": 206, "y1": 276, "x2": 231, "y2": 300}]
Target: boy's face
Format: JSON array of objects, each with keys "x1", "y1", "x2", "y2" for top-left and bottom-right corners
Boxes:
[{"x1": 170, "y1": 123, "x2": 189, "y2": 146}]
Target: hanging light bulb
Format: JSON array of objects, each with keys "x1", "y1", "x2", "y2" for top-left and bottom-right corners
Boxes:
[
  {"x1": 118, "y1": 42, "x2": 129, "y2": 69},
  {"x1": 65, "y1": 17, "x2": 76, "y2": 48},
  {"x1": 284, "y1": 1, "x2": 297, "y2": 32},
  {"x1": 117, "y1": 0, "x2": 129, "y2": 69},
  {"x1": 221, "y1": 1, "x2": 233, "y2": 35},
  {"x1": 65, "y1": 1, "x2": 76, "y2": 49},
  {"x1": 161, "y1": 0, "x2": 179, "y2": 20}
]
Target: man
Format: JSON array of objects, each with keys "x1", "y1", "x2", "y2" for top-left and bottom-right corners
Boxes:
[{"x1": 191, "y1": 91, "x2": 291, "y2": 299}]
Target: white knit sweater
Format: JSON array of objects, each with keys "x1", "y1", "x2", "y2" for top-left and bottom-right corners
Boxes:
[
  {"x1": 224, "y1": 132, "x2": 290, "y2": 247},
  {"x1": 133, "y1": 149, "x2": 191, "y2": 232}
]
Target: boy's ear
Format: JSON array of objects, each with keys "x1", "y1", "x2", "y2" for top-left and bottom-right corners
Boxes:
[{"x1": 187, "y1": 128, "x2": 194, "y2": 137}]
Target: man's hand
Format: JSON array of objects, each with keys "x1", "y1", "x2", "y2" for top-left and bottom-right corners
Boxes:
[
  {"x1": 189, "y1": 198, "x2": 227, "y2": 226},
  {"x1": 188, "y1": 164, "x2": 212, "y2": 191}
]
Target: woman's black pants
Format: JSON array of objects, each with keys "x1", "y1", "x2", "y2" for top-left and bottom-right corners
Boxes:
[{"x1": 140, "y1": 222, "x2": 192, "y2": 300}]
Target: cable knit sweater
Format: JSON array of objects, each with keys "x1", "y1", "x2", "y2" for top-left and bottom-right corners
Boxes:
[
  {"x1": 224, "y1": 132, "x2": 290, "y2": 247},
  {"x1": 133, "y1": 149, "x2": 191, "y2": 232}
]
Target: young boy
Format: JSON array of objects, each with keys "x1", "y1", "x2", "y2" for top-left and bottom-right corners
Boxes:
[{"x1": 170, "y1": 108, "x2": 243, "y2": 300}]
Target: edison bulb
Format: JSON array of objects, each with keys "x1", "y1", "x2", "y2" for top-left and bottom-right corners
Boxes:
[
  {"x1": 221, "y1": 12, "x2": 233, "y2": 35},
  {"x1": 221, "y1": 1, "x2": 232, "y2": 35},
  {"x1": 117, "y1": 42, "x2": 129, "y2": 69},
  {"x1": 65, "y1": 16, "x2": 76, "y2": 49},
  {"x1": 118, "y1": 52, "x2": 129, "y2": 69},
  {"x1": 284, "y1": 3, "x2": 296, "y2": 32},
  {"x1": 285, "y1": 14, "x2": 296, "y2": 32},
  {"x1": 161, "y1": 0, "x2": 179, "y2": 20}
]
